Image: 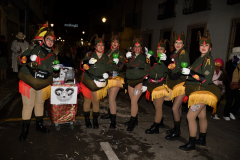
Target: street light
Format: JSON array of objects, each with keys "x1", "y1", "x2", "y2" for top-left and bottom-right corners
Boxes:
[
  {"x1": 81, "y1": 38, "x2": 83, "y2": 41},
  {"x1": 50, "y1": 23, "x2": 54, "y2": 27},
  {"x1": 63, "y1": 40, "x2": 65, "y2": 42},
  {"x1": 59, "y1": 37, "x2": 61, "y2": 39},
  {"x1": 102, "y1": 17, "x2": 106, "y2": 23},
  {"x1": 82, "y1": 31, "x2": 85, "y2": 34}
]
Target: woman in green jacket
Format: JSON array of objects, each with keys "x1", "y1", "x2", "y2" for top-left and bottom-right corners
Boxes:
[
  {"x1": 144, "y1": 40, "x2": 171, "y2": 134},
  {"x1": 17, "y1": 27, "x2": 59, "y2": 141},
  {"x1": 165, "y1": 31, "x2": 190, "y2": 140},
  {"x1": 179, "y1": 31, "x2": 221, "y2": 151},
  {"x1": 124, "y1": 38, "x2": 148, "y2": 131},
  {"x1": 101, "y1": 33, "x2": 125, "y2": 128},
  {"x1": 80, "y1": 35, "x2": 111, "y2": 129}
]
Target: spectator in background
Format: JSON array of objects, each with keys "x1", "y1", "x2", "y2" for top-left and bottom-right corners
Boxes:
[
  {"x1": 211, "y1": 58, "x2": 226, "y2": 120},
  {"x1": 169, "y1": 45, "x2": 175, "y2": 53},
  {"x1": 0, "y1": 35, "x2": 8, "y2": 81},
  {"x1": 58, "y1": 49, "x2": 75, "y2": 69},
  {"x1": 223, "y1": 47, "x2": 240, "y2": 121},
  {"x1": 11, "y1": 32, "x2": 29, "y2": 73}
]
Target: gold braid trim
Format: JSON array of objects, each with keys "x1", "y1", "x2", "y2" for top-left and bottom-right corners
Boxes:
[
  {"x1": 171, "y1": 82, "x2": 185, "y2": 100},
  {"x1": 188, "y1": 91, "x2": 218, "y2": 114},
  {"x1": 204, "y1": 58, "x2": 210, "y2": 69},
  {"x1": 41, "y1": 85, "x2": 51, "y2": 101},
  {"x1": 97, "y1": 86, "x2": 108, "y2": 100},
  {"x1": 107, "y1": 76, "x2": 124, "y2": 89},
  {"x1": 151, "y1": 85, "x2": 172, "y2": 101}
]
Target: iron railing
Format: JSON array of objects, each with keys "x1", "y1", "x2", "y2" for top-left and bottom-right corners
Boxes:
[
  {"x1": 227, "y1": 0, "x2": 240, "y2": 5},
  {"x1": 183, "y1": 0, "x2": 211, "y2": 15},
  {"x1": 157, "y1": 0, "x2": 177, "y2": 20}
]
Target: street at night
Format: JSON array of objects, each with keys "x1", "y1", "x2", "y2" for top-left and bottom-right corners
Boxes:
[{"x1": 1, "y1": 0, "x2": 240, "y2": 160}]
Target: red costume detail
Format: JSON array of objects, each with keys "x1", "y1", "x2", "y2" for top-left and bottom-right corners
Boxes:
[
  {"x1": 203, "y1": 40, "x2": 206, "y2": 45},
  {"x1": 183, "y1": 96, "x2": 188, "y2": 103},
  {"x1": 40, "y1": 41, "x2": 44, "y2": 46},
  {"x1": 214, "y1": 58, "x2": 224, "y2": 68},
  {"x1": 19, "y1": 80, "x2": 31, "y2": 99},
  {"x1": 36, "y1": 56, "x2": 41, "y2": 65},
  {"x1": 79, "y1": 82, "x2": 91, "y2": 99},
  {"x1": 136, "y1": 41, "x2": 139, "y2": 45},
  {"x1": 178, "y1": 37, "x2": 181, "y2": 41},
  {"x1": 110, "y1": 46, "x2": 112, "y2": 49},
  {"x1": 146, "y1": 90, "x2": 150, "y2": 100}
]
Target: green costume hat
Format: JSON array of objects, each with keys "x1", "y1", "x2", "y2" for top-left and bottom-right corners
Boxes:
[
  {"x1": 133, "y1": 37, "x2": 142, "y2": 46},
  {"x1": 198, "y1": 30, "x2": 211, "y2": 45},
  {"x1": 111, "y1": 32, "x2": 120, "y2": 42},
  {"x1": 158, "y1": 39, "x2": 168, "y2": 49},
  {"x1": 95, "y1": 34, "x2": 104, "y2": 45},
  {"x1": 173, "y1": 31, "x2": 185, "y2": 42}
]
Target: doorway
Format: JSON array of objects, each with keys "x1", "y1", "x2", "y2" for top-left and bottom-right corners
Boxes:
[{"x1": 142, "y1": 30, "x2": 153, "y2": 50}]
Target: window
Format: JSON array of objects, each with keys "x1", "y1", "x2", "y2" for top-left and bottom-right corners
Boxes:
[
  {"x1": 160, "y1": 28, "x2": 173, "y2": 43},
  {"x1": 157, "y1": 0, "x2": 177, "y2": 20},
  {"x1": 227, "y1": 0, "x2": 240, "y2": 5},
  {"x1": 227, "y1": 18, "x2": 240, "y2": 60},
  {"x1": 183, "y1": 0, "x2": 211, "y2": 15}
]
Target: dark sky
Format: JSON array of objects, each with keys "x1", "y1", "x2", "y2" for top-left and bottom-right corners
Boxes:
[{"x1": 54, "y1": 0, "x2": 107, "y2": 22}]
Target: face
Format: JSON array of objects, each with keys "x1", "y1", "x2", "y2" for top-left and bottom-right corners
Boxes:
[
  {"x1": 170, "y1": 46, "x2": 174, "y2": 52},
  {"x1": 174, "y1": 40, "x2": 184, "y2": 51},
  {"x1": 199, "y1": 43, "x2": 211, "y2": 54},
  {"x1": 95, "y1": 43, "x2": 105, "y2": 53},
  {"x1": 44, "y1": 36, "x2": 55, "y2": 47},
  {"x1": 133, "y1": 43, "x2": 142, "y2": 54},
  {"x1": 157, "y1": 47, "x2": 166, "y2": 54},
  {"x1": 111, "y1": 41, "x2": 119, "y2": 49},
  {"x1": 215, "y1": 66, "x2": 221, "y2": 71}
]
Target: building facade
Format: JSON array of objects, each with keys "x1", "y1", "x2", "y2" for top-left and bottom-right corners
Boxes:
[{"x1": 141, "y1": 0, "x2": 240, "y2": 64}]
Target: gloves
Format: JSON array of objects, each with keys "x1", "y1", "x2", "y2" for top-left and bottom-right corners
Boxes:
[
  {"x1": 89, "y1": 58, "x2": 97, "y2": 64},
  {"x1": 113, "y1": 58, "x2": 119, "y2": 64},
  {"x1": 146, "y1": 53, "x2": 152, "y2": 59},
  {"x1": 141, "y1": 86, "x2": 147, "y2": 93},
  {"x1": 103, "y1": 73, "x2": 109, "y2": 79},
  {"x1": 214, "y1": 80, "x2": 222, "y2": 85},
  {"x1": 182, "y1": 68, "x2": 191, "y2": 75},
  {"x1": 52, "y1": 64, "x2": 60, "y2": 71},
  {"x1": 160, "y1": 53, "x2": 167, "y2": 61},
  {"x1": 30, "y1": 55, "x2": 37, "y2": 61},
  {"x1": 126, "y1": 52, "x2": 132, "y2": 59}
]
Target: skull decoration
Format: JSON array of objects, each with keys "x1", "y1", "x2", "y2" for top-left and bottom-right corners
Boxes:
[{"x1": 55, "y1": 88, "x2": 74, "y2": 102}]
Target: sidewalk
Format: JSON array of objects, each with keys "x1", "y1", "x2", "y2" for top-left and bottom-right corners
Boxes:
[{"x1": 0, "y1": 69, "x2": 19, "y2": 110}]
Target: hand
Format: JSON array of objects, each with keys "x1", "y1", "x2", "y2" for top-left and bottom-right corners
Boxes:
[
  {"x1": 182, "y1": 68, "x2": 190, "y2": 75},
  {"x1": 113, "y1": 58, "x2": 119, "y2": 64},
  {"x1": 126, "y1": 52, "x2": 132, "y2": 59},
  {"x1": 144, "y1": 47, "x2": 148, "y2": 55},
  {"x1": 30, "y1": 55, "x2": 37, "y2": 61},
  {"x1": 52, "y1": 65, "x2": 60, "y2": 70},
  {"x1": 141, "y1": 86, "x2": 147, "y2": 93},
  {"x1": 214, "y1": 80, "x2": 222, "y2": 85},
  {"x1": 89, "y1": 58, "x2": 97, "y2": 64},
  {"x1": 102, "y1": 73, "x2": 109, "y2": 79},
  {"x1": 146, "y1": 53, "x2": 151, "y2": 59},
  {"x1": 160, "y1": 53, "x2": 167, "y2": 61}
]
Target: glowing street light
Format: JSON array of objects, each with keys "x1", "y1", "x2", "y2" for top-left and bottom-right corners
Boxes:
[
  {"x1": 50, "y1": 23, "x2": 54, "y2": 27},
  {"x1": 59, "y1": 37, "x2": 61, "y2": 39},
  {"x1": 102, "y1": 17, "x2": 106, "y2": 23},
  {"x1": 81, "y1": 38, "x2": 83, "y2": 41},
  {"x1": 82, "y1": 31, "x2": 85, "y2": 34},
  {"x1": 61, "y1": 40, "x2": 62, "y2": 41},
  {"x1": 63, "y1": 40, "x2": 65, "y2": 42}
]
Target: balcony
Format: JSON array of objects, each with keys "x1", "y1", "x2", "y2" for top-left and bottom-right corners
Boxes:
[
  {"x1": 227, "y1": 0, "x2": 240, "y2": 5},
  {"x1": 183, "y1": 0, "x2": 211, "y2": 15},
  {"x1": 157, "y1": 0, "x2": 176, "y2": 20}
]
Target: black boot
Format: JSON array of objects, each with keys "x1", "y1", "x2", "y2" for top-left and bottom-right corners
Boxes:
[
  {"x1": 84, "y1": 115, "x2": 92, "y2": 128},
  {"x1": 19, "y1": 123, "x2": 30, "y2": 141},
  {"x1": 36, "y1": 119, "x2": 50, "y2": 133},
  {"x1": 127, "y1": 117, "x2": 137, "y2": 131},
  {"x1": 93, "y1": 116, "x2": 99, "y2": 129},
  {"x1": 109, "y1": 114, "x2": 116, "y2": 129},
  {"x1": 100, "y1": 108, "x2": 111, "y2": 119},
  {"x1": 124, "y1": 115, "x2": 138, "y2": 126},
  {"x1": 166, "y1": 127, "x2": 175, "y2": 134},
  {"x1": 179, "y1": 137, "x2": 196, "y2": 151},
  {"x1": 165, "y1": 123, "x2": 180, "y2": 140},
  {"x1": 196, "y1": 133, "x2": 206, "y2": 146},
  {"x1": 145, "y1": 122, "x2": 160, "y2": 134},
  {"x1": 159, "y1": 118, "x2": 164, "y2": 128}
]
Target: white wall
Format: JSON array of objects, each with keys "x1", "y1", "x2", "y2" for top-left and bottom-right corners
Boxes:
[{"x1": 141, "y1": 0, "x2": 240, "y2": 62}]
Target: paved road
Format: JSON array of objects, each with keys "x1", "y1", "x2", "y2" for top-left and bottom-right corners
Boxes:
[{"x1": 0, "y1": 91, "x2": 240, "y2": 160}]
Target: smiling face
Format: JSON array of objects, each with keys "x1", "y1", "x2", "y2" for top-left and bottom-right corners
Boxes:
[
  {"x1": 174, "y1": 40, "x2": 184, "y2": 52},
  {"x1": 44, "y1": 36, "x2": 55, "y2": 47},
  {"x1": 157, "y1": 47, "x2": 166, "y2": 54},
  {"x1": 133, "y1": 43, "x2": 142, "y2": 54},
  {"x1": 111, "y1": 40, "x2": 119, "y2": 49},
  {"x1": 95, "y1": 43, "x2": 105, "y2": 53},
  {"x1": 199, "y1": 43, "x2": 211, "y2": 55}
]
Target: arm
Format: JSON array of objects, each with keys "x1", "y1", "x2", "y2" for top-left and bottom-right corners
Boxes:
[
  {"x1": 16, "y1": 47, "x2": 32, "y2": 65},
  {"x1": 11, "y1": 41, "x2": 18, "y2": 53},
  {"x1": 150, "y1": 56, "x2": 157, "y2": 67}
]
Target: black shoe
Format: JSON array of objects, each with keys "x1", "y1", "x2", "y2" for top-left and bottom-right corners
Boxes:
[
  {"x1": 100, "y1": 109, "x2": 111, "y2": 119},
  {"x1": 36, "y1": 120, "x2": 50, "y2": 133},
  {"x1": 124, "y1": 118, "x2": 138, "y2": 126},
  {"x1": 85, "y1": 116, "x2": 92, "y2": 128},
  {"x1": 19, "y1": 123, "x2": 30, "y2": 141},
  {"x1": 109, "y1": 115, "x2": 116, "y2": 129},
  {"x1": 159, "y1": 118, "x2": 164, "y2": 128},
  {"x1": 179, "y1": 137, "x2": 196, "y2": 151},
  {"x1": 196, "y1": 135, "x2": 206, "y2": 146},
  {"x1": 145, "y1": 123, "x2": 159, "y2": 134},
  {"x1": 127, "y1": 119, "x2": 136, "y2": 131},
  {"x1": 93, "y1": 116, "x2": 99, "y2": 129},
  {"x1": 166, "y1": 127, "x2": 175, "y2": 134},
  {"x1": 165, "y1": 125, "x2": 180, "y2": 141}
]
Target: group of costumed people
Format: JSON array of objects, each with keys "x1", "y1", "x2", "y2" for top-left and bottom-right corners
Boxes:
[{"x1": 17, "y1": 24, "x2": 223, "y2": 152}]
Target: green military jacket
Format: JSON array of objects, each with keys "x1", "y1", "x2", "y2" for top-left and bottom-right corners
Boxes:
[
  {"x1": 146, "y1": 56, "x2": 168, "y2": 79},
  {"x1": 126, "y1": 53, "x2": 148, "y2": 79},
  {"x1": 186, "y1": 53, "x2": 214, "y2": 87},
  {"x1": 82, "y1": 52, "x2": 111, "y2": 80},
  {"x1": 106, "y1": 49, "x2": 124, "y2": 72},
  {"x1": 17, "y1": 45, "x2": 58, "y2": 78},
  {"x1": 169, "y1": 48, "x2": 190, "y2": 79}
]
